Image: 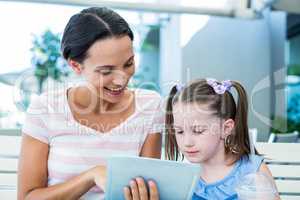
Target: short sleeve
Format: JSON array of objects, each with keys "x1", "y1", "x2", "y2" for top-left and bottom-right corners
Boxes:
[
  {"x1": 251, "y1": 154, "x2": 264, "y2": 172},
  {"x1": 240, "y1": 154, "x2": 264, "y2": 175},
  {"x1": 22, "y1": 94, "x2": 50, "y2": 144}
]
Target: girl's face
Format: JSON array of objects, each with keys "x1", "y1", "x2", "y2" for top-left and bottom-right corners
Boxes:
[
  {"x1": 70, "y1": 36, "x2": 135, "y2": 104},
  {"x1": 173, "y1": 102, "x2": 232, "y2": 164}
]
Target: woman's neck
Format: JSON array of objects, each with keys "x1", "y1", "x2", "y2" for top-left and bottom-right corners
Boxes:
[{"x1": 70, "y1": 86, "x2": 111, "y2": 114}]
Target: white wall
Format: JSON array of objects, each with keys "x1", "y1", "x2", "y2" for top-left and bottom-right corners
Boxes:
[
  {"x1": 159, "y1": 10, "x2": 287, "y2": 140},
  {"x1": 181, "y1": 16, "x2": 271, "y2": 140}
]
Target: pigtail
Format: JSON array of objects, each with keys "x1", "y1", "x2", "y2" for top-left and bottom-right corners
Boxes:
[
  {"x1": 165, "y1": 86, "x2": 181, "y2": 161},
  {"x1": 230, "y1": 81, "x2": 254, "y2": 158}
]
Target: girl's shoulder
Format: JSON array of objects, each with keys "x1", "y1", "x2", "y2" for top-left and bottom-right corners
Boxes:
[{"x1": 239, "y1": 154, "x2": 264, "y2": 172}]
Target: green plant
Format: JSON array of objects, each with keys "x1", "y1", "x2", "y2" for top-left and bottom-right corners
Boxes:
[
  {"x1": 287, "y1": 64, "x2": 300, "y2": 76},
  {"x1": 31, "y1": 29, "x2": 69, "y2": 94},
  {"x1": 271, "y1": 116, "x2": 299, "y2": 133}
]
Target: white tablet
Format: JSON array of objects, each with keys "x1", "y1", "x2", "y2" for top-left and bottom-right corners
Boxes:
[{"x1": 105, "y1": 156, "x2": 201, "y2": 200}]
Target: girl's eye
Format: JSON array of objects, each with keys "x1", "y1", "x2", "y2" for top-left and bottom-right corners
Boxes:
[
  {"x1": 193, "y1": 130, "x2": 205, "y2": 135},
  {"x1": 174, "y1": 129, "x2": 184, "y2": 134}
]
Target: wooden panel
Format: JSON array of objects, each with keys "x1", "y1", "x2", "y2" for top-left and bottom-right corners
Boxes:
[
  {"x1": 0, "y1": 158, "x2": 18, "y2": 172},
  {"x1": 0, "y1": 189, "x2": 17, "y2": 200},
  {"x1": 276, "y1": 180, "x2": 300, "y2": 194},
  {"x1": 269, "y1": 165, "x2": 300, "y2": 179},
  {"x1": 0, "y1": 174, "x2": 17, "y2": 187},
  {"x1": 256, "y1": 143, "x2": 300, "y2": 163},
  {"x1": 0, "y1": 136, "x2": 21, "y2": 158},
  {"x1": 280, "y1": 195, "x2": 300, "y2": 200}
]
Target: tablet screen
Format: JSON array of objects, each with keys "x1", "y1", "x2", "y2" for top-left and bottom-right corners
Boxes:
[{"x1": 105, "y1": 156, "x2": 201, "y2": 200}]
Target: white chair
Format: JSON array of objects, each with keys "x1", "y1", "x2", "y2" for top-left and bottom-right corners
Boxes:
[
  {"x1": 0, "y1": 129, "x2": 21, "y2": 199},
  {"x1": 268, "y1": 131, "x2": 299, "y2": 143},
  {"x1": 249, "y1": 128, "x2": 258, "y2": 142},
  {"x1": 256, "y1": 142, "x2": 300, "y2": 200}
]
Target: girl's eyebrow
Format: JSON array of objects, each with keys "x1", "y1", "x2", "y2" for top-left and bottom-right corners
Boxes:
[
  {"x1": 191, "y1": 125, "x2": 207, "y2": 129},
  {"x1": 173, "y1": 125, "x2": 182, "y2": 129}
]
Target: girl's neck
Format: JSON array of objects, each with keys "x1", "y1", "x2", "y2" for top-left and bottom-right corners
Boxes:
[{"x1": 199, "y1": 145, "x2": 237, "y2": 184}]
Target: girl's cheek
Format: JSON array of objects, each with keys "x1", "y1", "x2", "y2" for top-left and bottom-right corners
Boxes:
[{"x1": 175, "y1": 135, "x2": 185, "y2": 148}]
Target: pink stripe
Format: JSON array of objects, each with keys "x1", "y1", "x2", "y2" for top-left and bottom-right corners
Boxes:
[
  {"x1": 90, "y1": 186, "x2": 103, "y2": 193},
  {"x1": 48, "y1": 170, "x2": 76, "y2": 180},
  {"x1": 50, "y1": 153, "x2": 107, "y2": 165},
  {"x1": 53, "y1": 141, "x2": 139, "y2": 150},
  {"x1": 49, "y1": 131, "x2": 79, "y2": 137},
  {"x1": 26, "y1": 116, "x2": 46, "y2": 128}
]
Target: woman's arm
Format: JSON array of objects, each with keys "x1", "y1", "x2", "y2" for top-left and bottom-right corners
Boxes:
[
  {"x1": 259, "y1": 163, "x2": 281, "y2": 200},
  {"x1": 139, "y1": 133, "x2": 162, "y2": 159},
  {"x1": 18, "y1": 134, "x2": 105, "y2": 200}
]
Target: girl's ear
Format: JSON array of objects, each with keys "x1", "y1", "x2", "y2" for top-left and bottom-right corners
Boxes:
[
  {"x1": 221, "y1": 119, "x2": 235, "y2": 139},
  {"x1": 68, "y1": 59, "x2": 83, "y2": 75}
]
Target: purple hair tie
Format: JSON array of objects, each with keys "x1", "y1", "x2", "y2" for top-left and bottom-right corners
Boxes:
[
  {"x1": 175, "y1": 83, "x2": 185, "y2": 93},
  {"x1": 206, "y1": 78, "x2": 232, "y2": 94}
]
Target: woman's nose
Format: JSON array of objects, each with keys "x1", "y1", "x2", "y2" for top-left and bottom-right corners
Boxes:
[{"x1": 112, "y1": 71, "x2": 127, "y2": 86}]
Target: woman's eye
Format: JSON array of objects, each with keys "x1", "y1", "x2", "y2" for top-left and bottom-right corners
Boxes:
[
  {"x1": 124, "y1": 62, "x2": 134, "y2": 68},
  {"x1": 96, "y1": 69, "x2": 112, "y2": 75}
]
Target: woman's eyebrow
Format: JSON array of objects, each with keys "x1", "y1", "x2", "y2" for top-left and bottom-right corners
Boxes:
[
  {"x1": 94, "y1": 55, "x2": 134, "y2": 69},
  {"x1": 124, "y1": 55, "x2": 134, "y2": 64},
  {"x1": 95, "y1": 65, "x2": 115, "y2": 69}
]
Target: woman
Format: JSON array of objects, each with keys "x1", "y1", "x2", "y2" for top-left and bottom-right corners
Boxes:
[{"x1": 18, "y1": 7, "x2": 163, "y2": 200}]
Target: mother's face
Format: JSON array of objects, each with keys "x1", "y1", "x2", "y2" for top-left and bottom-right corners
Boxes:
[{"x1": 71, "y1": 36, "x2": 135, "y2": 104}]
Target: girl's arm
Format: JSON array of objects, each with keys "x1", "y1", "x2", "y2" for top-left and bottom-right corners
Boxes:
[
  {"x1": 139, "y1": 133, "x2": 162, "y2": 159},
  {"x1": 259, "y1": 163, "x2": 281, "y2": 200},
  {"x1": 18, "y1": 134, "x2": 105, "y2": 200}
]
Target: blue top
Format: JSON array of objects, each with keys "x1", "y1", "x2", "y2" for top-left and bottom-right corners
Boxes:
[{"x1": 192, "y1": 155, "x2": 264, "y2": 200}]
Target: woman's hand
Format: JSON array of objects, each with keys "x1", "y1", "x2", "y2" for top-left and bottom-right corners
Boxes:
[
  {"x1": 123, "y1": 177, "x2": 159, "y2": 200},
  {"x1": 88, "y1": 165, "x2": 107, "y2": 191}
]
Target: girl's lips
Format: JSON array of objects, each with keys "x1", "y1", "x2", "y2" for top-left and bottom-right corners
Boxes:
[
  {"x1": 185, "y1": 150, "x2": 200, "y2": 157},
  {"x1": 186, "y1": 150, "x2": 199, "y2": 154}
]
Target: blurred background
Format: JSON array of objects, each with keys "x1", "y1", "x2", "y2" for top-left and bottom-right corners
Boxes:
[{"x1": 0, "y1": 0, "x2": 300, "y2": 142}]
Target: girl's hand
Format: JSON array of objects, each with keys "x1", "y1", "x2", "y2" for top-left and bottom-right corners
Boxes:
[
  {"x1": 123, "y1": 177, "x2": 159, "y2": 200},
  {"x1": 88, "y1": 166, "x2": 107, "y2": 191}
]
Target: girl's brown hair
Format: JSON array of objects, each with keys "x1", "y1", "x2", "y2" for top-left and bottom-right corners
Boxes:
[{"x1": 165, "y1": 79, "x2": 256, "y2": 162}]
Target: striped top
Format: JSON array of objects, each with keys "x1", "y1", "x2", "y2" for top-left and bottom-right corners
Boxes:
[{"x1": 22, "y1": 86, "x2": 164, "y2": 200}]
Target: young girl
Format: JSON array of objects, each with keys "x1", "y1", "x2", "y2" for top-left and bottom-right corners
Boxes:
[
  {"x1": 165, "y1": 78, "x2": 279, "y2": 200},
  {"x1": 124, "y1": 78, "x2": 279, "y2": 200}
]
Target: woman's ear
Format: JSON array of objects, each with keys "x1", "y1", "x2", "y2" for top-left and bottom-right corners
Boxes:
[
  {"x1": 221, "y1": 119, "x2": 235, "y2": 139},
  {"x1": 68, "y1": 59, "x2": 83, "y2": 75}
]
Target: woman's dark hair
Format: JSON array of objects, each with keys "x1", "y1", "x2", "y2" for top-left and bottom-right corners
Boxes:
[
  {"x1": 165, "y1": 79, "x2": 258, "y2": 163},
  {"x1": 61, "y1": 7, "x2": 134, "y2": 63}
]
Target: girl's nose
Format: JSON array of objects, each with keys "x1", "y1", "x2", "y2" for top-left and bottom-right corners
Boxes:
[{"x1": 183, "y1": 134, "x2": 195, "y2": 147}]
